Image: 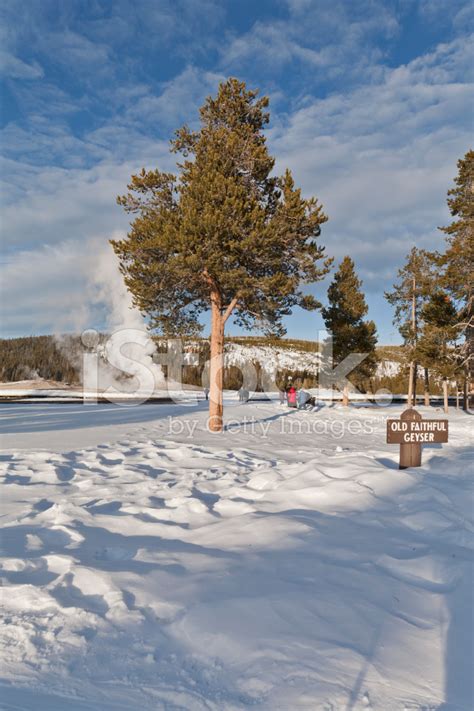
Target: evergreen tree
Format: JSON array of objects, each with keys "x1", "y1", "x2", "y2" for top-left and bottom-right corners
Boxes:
[
  {"x1": 112, "y1": 79, "x2": 330, "y2": 431},
  {"x1": 321, "y1": 256, "x2": 377, "y2": 404},
  {"x1": 385, "y1": 247, "x2": 437, "y2": 405},
  {"x1": 417, "y1": 291, "x2": 459, "y2": 413},
  {"x1": 438, "y1": 149, "x2": 474, "y2": 405}
]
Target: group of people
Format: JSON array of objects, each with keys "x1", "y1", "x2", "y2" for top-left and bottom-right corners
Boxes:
[
  {"x1": 202, "y1": 384, "x2": 311, "y2": 408},
  {"x1": 280, "y1": 384, "x2": 313, "y2": 409}
]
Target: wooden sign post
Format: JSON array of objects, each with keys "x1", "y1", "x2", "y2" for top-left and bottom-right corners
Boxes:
[{"x1": 386, "y1": 408, "x2": 448, "y2": 469}]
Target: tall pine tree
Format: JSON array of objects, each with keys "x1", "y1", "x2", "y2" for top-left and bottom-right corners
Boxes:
[
  {"x1": 385, "y1": 247, "x2": 437, "y2": 406},
  {"x1": 438, "y1": 149, "x2": 474, "y2": 408},
  {"x1": 112, "y1": 79, "x2": 330, "y2": 431},
  {"x1": 417, "y1": 291, "x2": 458, "y2": 412},
  {"x1": 321, "y1": 256, "x2": 377, "y2": 405}
]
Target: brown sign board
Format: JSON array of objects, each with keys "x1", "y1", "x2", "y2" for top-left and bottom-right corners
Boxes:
[{"x1": 387, "y1": 418, "x2": 448, "y2": 444}]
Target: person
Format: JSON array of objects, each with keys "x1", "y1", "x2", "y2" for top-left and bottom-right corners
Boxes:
[
  {"x1": 204, "y1": 387, "x2": 209, "y2": 401},
  {"x1": 279, "y1": 389, "x2": 286, "y2": 405},
  {"x1": 298, "y1": 389, "x2": 310, "y2": 409},
  {"x1": 287, "y1": 385, "x2": 297, "y2": 408}
]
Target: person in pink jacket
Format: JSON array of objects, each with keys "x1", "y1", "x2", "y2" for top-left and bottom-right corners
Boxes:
[{"x1": 287, "y1": 385, "x2": 297, "y2": 408}]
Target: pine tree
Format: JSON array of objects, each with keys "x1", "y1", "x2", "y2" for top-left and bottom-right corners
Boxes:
[
  {"x1": 321, "y1": 256, "x2": 377, "y2": 405},
  {"x1": 417, "y1": 291, "x2": 459, "y2": 412},
  {"x1": 385, "y1": 247, "x2": 437, "y2": 406},
  {"x1": 438, "y1": 149, "x2": 474, "y2": 408},
  {"x1": 112, "y1": 79, "x2": 330, "y2": 431}
]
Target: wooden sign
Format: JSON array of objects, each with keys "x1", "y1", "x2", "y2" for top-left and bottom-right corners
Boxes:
[
  {"x1": 387, "y1": 418, "x2": 448, "y2": 444},
  {"x1": 386, "y1": 408, "x2": 448, "y2": 469}
]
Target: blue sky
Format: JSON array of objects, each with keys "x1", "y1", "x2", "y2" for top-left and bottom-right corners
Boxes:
[{"x1": 1, "y1": 0, "x2": 472, "y2": 343}]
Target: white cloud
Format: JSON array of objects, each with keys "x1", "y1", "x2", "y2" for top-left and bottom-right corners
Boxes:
[
  {"x1": 269, "y1": 36, "x2": 473, "y2": 290},
  {"x1": 39, "y1": 29, "x2": 111, "y2": 69},
  {"x1": 0, "y1": 64, "x2": 229, "y2": 252},
  {"x1": 0, "y1": 148, "x2": 172, "y2": 250},
  {"x1": 221, "y1": 0, "x2": 399, "y2": 82},
  {"x1": 125, "y1": 65, "x2": 225, "y2": 129},
  {"x1": 0, "y1": 50, "x2": 43, "y2": 79},
  {"x1": 418, "y1": 0, "x2": 474, "y2": 29}
]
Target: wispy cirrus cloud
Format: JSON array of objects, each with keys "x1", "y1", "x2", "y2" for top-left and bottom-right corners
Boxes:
[
  {"x1": 417, "y1": 0, "x2": 474, "y2": 29},
  {"x1": 0, "y1": 50, "x2": 44, "y2": 80},
  {"x1": 220, "y1": 0, "x2": 400, "y2": 88},
  {"x1": 124, "y1": 66, "x2": 225, "y2": 130},
  {"x1": 270, "y1": 35, "x2": 472, "y2": 288},
  {"x1": 0, "y1": 147, "x2": 172, "y2": 250}
]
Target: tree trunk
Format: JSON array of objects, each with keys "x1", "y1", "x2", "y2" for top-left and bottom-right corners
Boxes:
[
  {"x1": 412, "y1": 362, "x2": 418, "y2": 406},
  {"x1": 456, "y1": 384, "x2": 459, "y2": 410},
  {"x1": 424, "y1": 367, "x2": 430, "y2": 407},
  {"x1": 409, "y1": 275, "x2": 417, "y2": 408},
  {"x1": 407, "y1": 361, "x2": 414, "y2": 407},
  {"x1": 442, "y1": 378, "x2": 449, "y2": 414},
  {"x1": 463, "y1": 377, "x2": 468, "y2": 412},
  {"x1": 208, "y1": 292, "x2": 224, "y2": 432},
  {"x1": 342, "y1": 383, "x2": 349, "y2": 407}
]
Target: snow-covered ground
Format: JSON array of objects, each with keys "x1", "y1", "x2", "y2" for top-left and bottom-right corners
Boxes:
[{"x1": 0, "y1": 399, "x2": 472, "y2": 710}]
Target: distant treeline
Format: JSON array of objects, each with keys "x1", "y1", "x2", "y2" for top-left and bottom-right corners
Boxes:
[
  {"x1": 0, "y1": 335, "x2": 81, "y2": 384},
  {"x1": 0, "y1": 333, "x2": 447, "y2": 395}
]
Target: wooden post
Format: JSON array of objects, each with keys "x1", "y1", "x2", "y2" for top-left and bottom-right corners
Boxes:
[
  {"x1": 442, "y1": 378, "x2": 449, "y2": 414},
  {"x1": 399, "y1": 408, "x2": 422, "y2": 470},
  {"x1": 410, "y1": 276, "x2": 417, "y2": 407},
  {"x1": 342, "y1": 383, "x2": 349, "y2": 407},
  {"x1": 407, "y1": 362, "x2": 414, "y2": 407},
  {"x1": 424, "y1": 367, "x2": 430, "y2": 407}
]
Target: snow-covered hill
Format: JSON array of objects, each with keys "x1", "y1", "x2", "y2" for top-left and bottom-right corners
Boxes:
[
  {"x1": 196, "y1": 340, "x2": 401, "y2": 379},
  {"x1": 224, "y1": 341, "x2": 322, "y2": 375},
  {"x1": 1, "y1": 335, "x2": 403, "y2": 391},
  {"x1": 1, "y1": 339, "x2": 404, "y2": 402}
]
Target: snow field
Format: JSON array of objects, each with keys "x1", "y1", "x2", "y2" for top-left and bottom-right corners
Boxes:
[{"x1": 0, "y1": 402, "x2": 473, "y2": 710}]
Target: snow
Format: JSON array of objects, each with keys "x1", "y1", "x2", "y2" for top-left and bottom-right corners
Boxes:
[
  {"x1": 0, "y1": 400, "x2": 473, "y2": 710},
  {"x1": 224, "y1": 342, "x2": 321, "y2": 375},
  {"x1": 375, "y1": 359, "x2": 401, "y2": 377}
]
